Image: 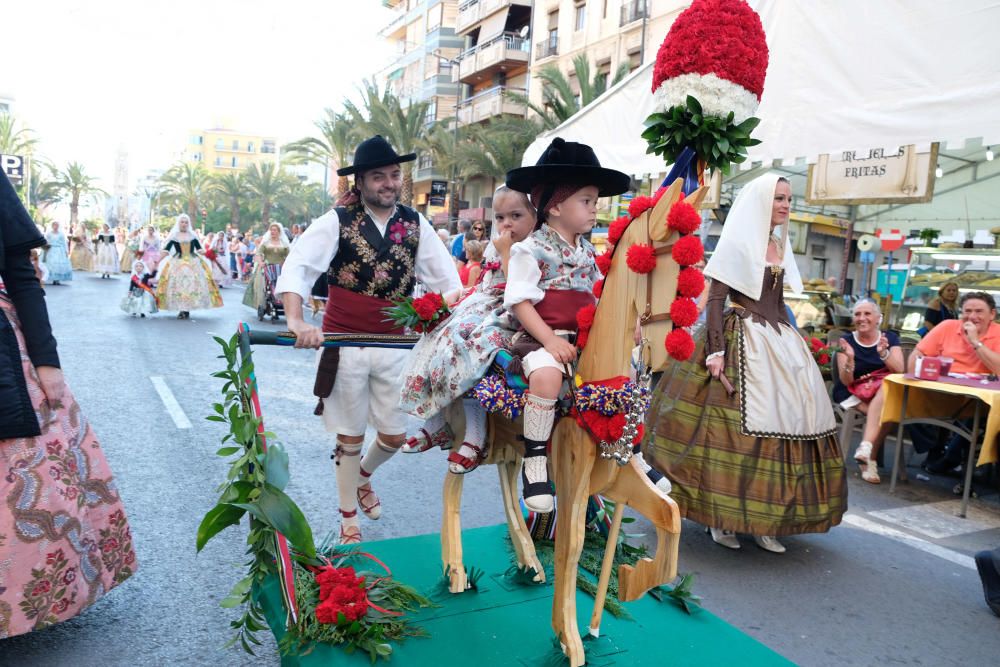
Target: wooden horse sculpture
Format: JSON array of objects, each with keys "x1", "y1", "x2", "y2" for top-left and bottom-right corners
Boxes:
[{"x1": 441, "y1": 179, "x2": 707, "y2": 666}]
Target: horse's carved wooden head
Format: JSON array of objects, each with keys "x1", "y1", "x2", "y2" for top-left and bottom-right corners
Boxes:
[{"x1": 579, "y1": 179, "x2": 708, "y2": 379}]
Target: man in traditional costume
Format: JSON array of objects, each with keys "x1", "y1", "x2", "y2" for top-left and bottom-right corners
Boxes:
[{"x1": 277, "y1": 135, "x2": 461, "y2": 544}]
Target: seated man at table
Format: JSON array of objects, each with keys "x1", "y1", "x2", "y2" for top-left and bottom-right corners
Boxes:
[{"x1": 907, "y1": 291, "x2": 1000, "y2": 473}]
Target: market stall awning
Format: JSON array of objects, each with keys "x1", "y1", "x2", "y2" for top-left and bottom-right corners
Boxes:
[{"x1": 522, "y1": 0, "x2": 1000, "y2": 171}]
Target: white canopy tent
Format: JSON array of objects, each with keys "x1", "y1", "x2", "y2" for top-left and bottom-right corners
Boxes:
[{"x1": 522, "y1": 0, "x2": 1000, "y2": 173}]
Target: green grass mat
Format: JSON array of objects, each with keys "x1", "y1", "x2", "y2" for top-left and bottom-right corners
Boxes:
[{"x1": 256, "y1": 524, "x2": 792, "y2": 666}]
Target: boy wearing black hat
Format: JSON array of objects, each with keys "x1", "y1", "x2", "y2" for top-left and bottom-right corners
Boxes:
[
  {"x1": 276, "y1": 135, "x2": 461, "y2": 543},
  {"x1": 503, "y1": 138, "x2": 630, "y2": 512}
]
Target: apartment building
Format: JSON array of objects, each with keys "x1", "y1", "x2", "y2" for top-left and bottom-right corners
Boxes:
[
  {"x1": 184, "y1": 127, "x2": 278, "y2": 175},
  {"x1": 379, "y1": 0, "x2": 464, "y2": 213}
]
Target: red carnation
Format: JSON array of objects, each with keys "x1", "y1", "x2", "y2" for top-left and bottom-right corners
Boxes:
[
  {"x1": 608, "y1": 215, "x2": 630, "y2": 246},
  {"x1": 608, "y1": 413, "x2": 627, "y2": 441},
  {"x1": 669, "y1": 297, "x2": 699, "y2": 328},
  {"x1": 412, "y1": 295, "x2": 439, "y2": 320},
  {"x1": 651, "y1": 0, "x2": 769, "y2": 122},
  {"x1": 676, "y1": 267, "x2": 705, "y2": 298},
  {"x1": 665, "y1": 328, "x2": 695, "y2": 361},
  {"x1": 667, "y1": 201, "x2": 701, "y2": 235},
  {"x1": 672, "y1": 235, "x2": 704, "y2": 267},
  {"x1": 595, "y1": 250, "x2": 614, "y2": 275},
  {"x1": 818, "y1": 353, "x2": 830, "y2": 365},
  {"x1": 626, "y1": 244, "x2": 657, "y2": 274},
  {"x1": 628, "y1": 196, "x2": 655, "y2": 219},
  {"x1": 576, "y1": 303, "x2": 597, "y2": 331},
  {"x1": 576, "y1": 329, "x2": 589, "y2": 350},
  {"x1": 593, "y1": 279, "x2": 604, "y2": 299},
  {"x1": 423, "y1": 292, "x2": 444, "y2": 310}
]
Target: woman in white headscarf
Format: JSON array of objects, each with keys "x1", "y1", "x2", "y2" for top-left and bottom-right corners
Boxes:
[
  {"x1": 155, "y1": 214, "x2": 223, "y2": 319},
  {"x1": 644, "y1": 174, "x2": 846, "y2": 554},
  {"x1": 242, "y1": 221, "x2": 290, "y2": 313}
]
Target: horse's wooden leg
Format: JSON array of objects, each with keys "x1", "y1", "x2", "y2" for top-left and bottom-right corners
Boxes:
[
  {"x1": 498, "y1": 458, "x2": 545, "y2": 582},
  {"x1": 588, "y1": 500, "x2": 625, "y2": 637},
  {"x1": 602, "y1": 457, "x2": 681, "y2": 602},
  {"x1": 441, "y1": 470, "x2": 468, "y2": 593},
  {"x1": 551, "y1": 421, "x2": 596, "y2": 667}
]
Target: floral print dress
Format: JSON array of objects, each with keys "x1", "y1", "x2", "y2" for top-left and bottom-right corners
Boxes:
[
  {"x1": 0, "y1": 295, "x2": 136, "y2": 638},
  {"x1": 399, "y1": 244, "x2": 517, "y2": 418}
]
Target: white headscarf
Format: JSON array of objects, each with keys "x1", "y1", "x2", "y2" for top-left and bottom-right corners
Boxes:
[
  {"x1": 131, "y1": 259, "x2": 149, "y2": 278},
  {"x1": 703, "y1": 173, "x2": 803, "y2": 301},
  {"x1": 264, "y1": 222, "x2": 290, "y2": 248},
  {"x1": 165, "y1": 214, "x2": 195, "y2": 244}
]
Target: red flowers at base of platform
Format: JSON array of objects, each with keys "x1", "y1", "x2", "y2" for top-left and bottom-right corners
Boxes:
[{"x1": 315, "y1": 566, "x2": 369, "y2": 623}]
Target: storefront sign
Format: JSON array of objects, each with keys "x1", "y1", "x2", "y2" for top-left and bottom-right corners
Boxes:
[
  {"x1": 1, "y1": 153, "x2": 24, "y2": 182},
  {"x1": 805, "y1": 143, "x2": 938, "y2": 205},
  {"x1": 790, "y1": 212, "x2": 850, "y2": 240},
  {"x1": 429, "y1": 180, "x2": 448, "y2": 207}
]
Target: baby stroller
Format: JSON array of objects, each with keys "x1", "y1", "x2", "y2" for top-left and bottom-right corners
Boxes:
[{"x1": 257, "y1": 263, "x2": 285, "y2": 323}]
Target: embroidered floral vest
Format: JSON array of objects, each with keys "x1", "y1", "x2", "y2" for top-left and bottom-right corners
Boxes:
[{"x1": 327, "y1": 203, "x2": 421, "y2": 300}]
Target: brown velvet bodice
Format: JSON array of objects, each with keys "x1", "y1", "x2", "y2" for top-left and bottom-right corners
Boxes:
[{"x1": 706, "y1": 267, "x2": 790, "y2": 355}]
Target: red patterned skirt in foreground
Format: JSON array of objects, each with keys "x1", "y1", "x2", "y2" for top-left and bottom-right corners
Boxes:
[{"x1": 0, "y1": 294, "x2": 137, "y2": 638}]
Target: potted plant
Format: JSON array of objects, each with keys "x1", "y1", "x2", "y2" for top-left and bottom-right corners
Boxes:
[{"x1": 918, "y1": 228, "x2": 941, "y2": 247}]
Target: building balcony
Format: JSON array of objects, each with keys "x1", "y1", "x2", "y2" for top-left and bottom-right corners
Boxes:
[
  {"x1": 620, "y1": 0, "x2": 648, "y2": 27},
  {"x1": 535, "y1": 36, "x2": 558, "y2": 61},
  {"x1": 456, "y1": 0, "x2": 532, "y2": 36},
  {"x1": 454, "y1": 32, "x2": 529, "y2": 84},
  {"x1": 456, "y1": 86, "x2": 527, "y2": 125}
]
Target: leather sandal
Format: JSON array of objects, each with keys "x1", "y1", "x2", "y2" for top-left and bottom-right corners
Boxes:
[
  {"x1": 447, "y1": 442, "x2": 486, "y2": 474},
  {"x1": 401, "y1": 423, "x2": 454, "y2": 453},
  {"x1": 339, "y1": 509, "x2": 361, "y2": 545},
  {"x1": 356, "y1": 482, "x2": 382, "y2": 520}
]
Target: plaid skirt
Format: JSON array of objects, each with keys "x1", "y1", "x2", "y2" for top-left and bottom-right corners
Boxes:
[{"x1": 644, "y1": 313, "x2": 847, "y2": 537}]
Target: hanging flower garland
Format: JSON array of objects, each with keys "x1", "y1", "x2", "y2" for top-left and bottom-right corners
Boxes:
[{"x1": 575, "y1": 190, "x2": 704, "y2": 362}]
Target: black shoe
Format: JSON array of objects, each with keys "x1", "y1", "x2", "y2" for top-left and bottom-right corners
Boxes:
[
  {"x1": 974, "y1": 549, "x2": 1000, "y2": 617},
  {"x1": 924, "y1": 454, "x2": 962, "y2": 475}
]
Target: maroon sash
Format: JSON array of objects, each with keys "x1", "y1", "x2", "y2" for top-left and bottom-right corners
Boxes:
[
  {"x1": 534, "y1": 289, "x2": 596, "y2": 330},
  {"x1": 323, "y1": 285, "x2": 404, "y2": 335}
]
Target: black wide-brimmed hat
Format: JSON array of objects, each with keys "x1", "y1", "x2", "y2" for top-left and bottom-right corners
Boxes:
[
  {"x1": 337, "y1": 135, "x2": 416, "y2": 176},
  {"x1": 506, "y1": 138, "x2": 631, "y2": 197}
]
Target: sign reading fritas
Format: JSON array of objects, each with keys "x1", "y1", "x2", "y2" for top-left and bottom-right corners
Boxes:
[{"x1": 806, "y1": 143, "x2": 938, "y2": 205}]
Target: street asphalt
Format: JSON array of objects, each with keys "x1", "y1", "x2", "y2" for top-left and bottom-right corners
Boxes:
[{"x1": 1, "y1": 273, "x2": 998, "y2": 666}]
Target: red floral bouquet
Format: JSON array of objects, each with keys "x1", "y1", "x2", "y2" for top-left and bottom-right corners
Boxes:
[
  {"x1": 808, "y1": 336, "x2": 832, "y2": 368},
  {"x1": 384, "y1": 292, "x2": 451, "y2": 333}
]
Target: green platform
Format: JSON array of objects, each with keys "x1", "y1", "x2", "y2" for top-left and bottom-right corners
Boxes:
[{"x1": 256, "y1": 524, "x2": 792, "y2": 666}]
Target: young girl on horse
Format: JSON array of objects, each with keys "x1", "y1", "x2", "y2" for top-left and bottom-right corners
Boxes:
[
  {"x1": 399, "y1": 186, "x2": 537, "y2": 473},
  {"x1": 502, "y1": 138, "x2": 630, "y2": 512}
]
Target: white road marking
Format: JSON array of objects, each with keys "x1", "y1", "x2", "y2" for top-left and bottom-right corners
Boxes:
[
  {"x1": 868, "y1": 500, "x2": 1000, "y2": 539},
  {"x1": 150, "y1": 376, "x2": 193, "y2": 429},
  {"x1": 842, "y1": 513, "x2": 975, "y2": 570}
]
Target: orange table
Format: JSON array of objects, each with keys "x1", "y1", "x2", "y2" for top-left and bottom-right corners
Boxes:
[{"x1": 880, "y1": 374, "x2": 1000, "y2": 517}]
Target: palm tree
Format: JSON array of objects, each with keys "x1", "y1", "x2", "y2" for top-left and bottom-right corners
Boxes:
[
  {"x1": 345, "y1": 81, "x2": 430, "y2": 206},
  {"x1": 457, "y1": 117, "x2": 543, "y2": 183},
  {"x1": 28, "y1": 162, "x2": 61, "y2": 222},
  {"x1": 0, "y1": 112, "x2": 38, "y2": 157},
  {"x1": 52, "y1": 161, "x2": 107, "y2": 228},
  {"x1": 244, "y1": 163, "x2": 296, "y2": 227},
  {"x1": 211, "y1": 172, "x2": 245, "y2": 230},
  {"x1": 159, "y1": 162, "x2": 212, "y2": 222},
  {"x1": 510, "y1": 54, "x2": 630, "y2": 130},
  {"x1": 282, "y1": 109, "x2": 359, "y2": 200}
]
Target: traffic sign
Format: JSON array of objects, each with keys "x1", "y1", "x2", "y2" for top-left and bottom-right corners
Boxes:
[
  {"x1": 1, "y1": 154, "x2": 24, "y2": 182},
  {"x1": 876, "y1": 228, "x2": 905, "y2": 251}
]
